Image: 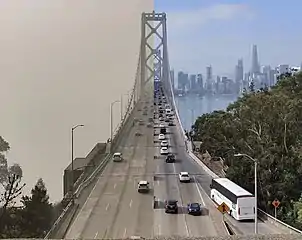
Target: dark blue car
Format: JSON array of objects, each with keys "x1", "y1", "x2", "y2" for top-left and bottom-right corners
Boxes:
[{"x1": 187, "y1": 203, "x2": 202, "y2": 215}]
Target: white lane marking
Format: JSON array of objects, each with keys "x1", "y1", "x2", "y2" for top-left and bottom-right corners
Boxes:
[
  {"x1": 114, "y1": 183, "x2": 117, "y2": 189},
  {"x1": 172, "y1": 162, "x2": 177, "y2": 174},
  {"x1": 129, "y1": 199, "x2": 133, "y2": 208},
  {"x1": 172, "y1": 163, "x2": 189, "y2": 237},
  {"x1": 158, "y1": 224, "x2": 161, "y2": 235},
  {"x1": 157, "y1": 180, "x2": 160, "y2": 186},
  {"x1": 123, "y1": 228, "x2": 127, "y2": 238},
  {"x1": 185, "y1": 222, "x2": 190, "y2": 237},
  {"x1": 105, "y1": 203, "x2": 110, "y2": 211},
  {"x1": 94, "y1": 231, "x2": 98, "y2": 239},
  {"x1": 156, "y1": 165, "x2": 160, "y2": 173},
  {"x1": 193, "y1": 176, "x2": 206, "y2": 206}
]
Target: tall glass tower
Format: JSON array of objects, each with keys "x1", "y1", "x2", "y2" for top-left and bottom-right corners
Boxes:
[{"x1": 251, "y1": 45, "x2": 260, "y2": 74}]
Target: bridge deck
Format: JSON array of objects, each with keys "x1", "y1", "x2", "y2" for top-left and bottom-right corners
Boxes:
[{"x1": 63, "y1": 84, "x2": 290, "y2": 238}]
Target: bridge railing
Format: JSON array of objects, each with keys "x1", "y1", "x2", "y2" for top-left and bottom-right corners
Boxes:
[
  {"x1": 45, "y1": 153, "x2": 111, "y2": 238},
  {"x1": 45, "y1": 61, "x2": 142, "y2": 239},
  {"x1": 164, "y1": 67, "x2": 302, "y2": 235}
]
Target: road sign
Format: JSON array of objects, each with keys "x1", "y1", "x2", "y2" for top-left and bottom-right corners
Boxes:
[
  {"x1": 218, "y1": 202, "x2": 230, "y2": 214},
  {"x1": 272, "y1": 199, "x2": 280, "y2": 208}
]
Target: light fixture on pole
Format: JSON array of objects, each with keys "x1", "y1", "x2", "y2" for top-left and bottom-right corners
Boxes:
[
  {"x1": 71, "y1": 124, "x2": 84, "y2": 202},
  {"x1": 234, "y1": 153, "x2": 258, "y2": 234}
]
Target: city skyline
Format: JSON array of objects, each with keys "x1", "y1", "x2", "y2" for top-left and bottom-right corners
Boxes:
[
  {"x1": 172, "y1": 43, "x2": 301, "y2": 81},
  {"x1": 172, "y1": 43, "x2": 300, "y2": 96},
  {"x1": 155, "y1": 0, "x2": 302, "y2": 76}
]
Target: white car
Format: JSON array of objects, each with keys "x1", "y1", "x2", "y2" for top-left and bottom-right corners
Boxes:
[
  {"x1": 159, "y1": 123, "x2": 165, "y2": 128},
  {"x1": 179, "y1": 172, "x2": 190, "y2": 182},
  {"x1": 160, "y1": 147, "x2": 169, "y2": 155},
  {"x1": 158, "y1": 134, "x2": 165, "y2": 140},
  {"x1": 161, "y1": 140, "x2": 168, "y2": 147}
]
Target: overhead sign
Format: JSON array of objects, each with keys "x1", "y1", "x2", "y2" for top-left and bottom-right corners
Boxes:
[
  {"x1": 218, "y1": 202, "x2": 230, "y2": 214},
  {"x1": 272, "y1": 199, "x2": 280, "y2": 208}
]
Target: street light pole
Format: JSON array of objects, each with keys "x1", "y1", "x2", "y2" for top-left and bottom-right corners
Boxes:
[
  {"x1": 234, "y1": 153, "x2": 258, "y2": 234},
  {"x1": 121, "y1": 95, "x2": 123, "y2": 121},
  {"x1": 71, "y1": 124, "x2": 84, "y2": 202}
]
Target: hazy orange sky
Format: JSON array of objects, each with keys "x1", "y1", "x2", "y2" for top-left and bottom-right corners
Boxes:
[{"x1": 0, "y1": 0, "x2": 153, "y2": 202}]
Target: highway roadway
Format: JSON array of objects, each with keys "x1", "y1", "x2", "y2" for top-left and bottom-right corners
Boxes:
[
  {"x1": 65, "y1": 92, "x2": 155, "y2": 239},
  {"x1": 153, "y1": 115, "x2": 228, "y2": 237},
  {"x1": 164, "y1": 105, "x2": 282, "y2": 236},
  {"x1": 64, "y1": 88, "x2": 282, "y2": 239}
]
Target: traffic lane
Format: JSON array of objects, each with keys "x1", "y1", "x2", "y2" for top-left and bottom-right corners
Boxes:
[
  {"x1": 153, "y1": 136, "x2": 170, "y2": 237},
  {"x1": 134, "y1": 127, "x2": 155, "y2": 238},
  {"x1": 153, "y1": 139, "x2": 189, "y2": 237},
  {"x1": 108, "y1": 132, "x2": 149, "y2": 238},
  {"x1": 65, "y1": 173, "x2": 108, "y2": 239},
  {"x1": 177, "y1": 180, "x2": 218, "y2": 237},
  {"x1": 169, "y1": 129, "x2": 219, "y2": 237},
  {"x1": 66, "y1": 140, "x2": 137, "y2": 239},
  {"x1": 80, "y1": 143, "x2": 137, "y2": 239},
  {"x1": 171, "y1": 125, "x2": 283, "y2": 235},
  {"x1": 106, "y1": 109, "x2": 153, "y2": 239},
  {"x1": 161, "y1": 173, "x2": 189, "y2": 237},
  {"x1": 66, "y1": 104, "x2": 144, "y2": 239},
  {"x1": 80, "y1": 175, "x2": 127, "y2": 239},
  {"x1": 170, "y1": 125, "x2": 229, "y2": 236},
  {"x1": 170, "y1": 124, "x2": 213, "y2": 194},
  {"x1": 79, "y1": 105, "x2": 146, "y2": 238}
]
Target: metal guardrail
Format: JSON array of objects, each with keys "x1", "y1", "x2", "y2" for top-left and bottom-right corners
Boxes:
[
  {"x1": 45, "y1": 85, "x2": 139, "y2": 239},
  {"x1": 44, "y1": 154, "x2": 112, "y2": 239},
  {"x1": 258, "y1": 209, "x2": 302, "y2": 234}
]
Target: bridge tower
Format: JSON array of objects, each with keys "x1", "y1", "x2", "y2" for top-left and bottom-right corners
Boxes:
[{"x1": 139, "y1": 12, "x2": 171, "y2": 100}]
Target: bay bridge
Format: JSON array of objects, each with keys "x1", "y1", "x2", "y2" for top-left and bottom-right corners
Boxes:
[{"x1": 41, "y1": 12, "x2": 301, "y2": 240}]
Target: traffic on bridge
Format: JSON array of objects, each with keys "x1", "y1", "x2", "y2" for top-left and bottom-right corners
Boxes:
[{"x1": 44, "y1": 11, "x2": 301, "y2": 240}]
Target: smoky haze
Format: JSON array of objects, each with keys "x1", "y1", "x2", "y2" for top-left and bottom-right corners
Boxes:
[{"x1": 0, "y1": 0, "x2": 153, "y2": 202}]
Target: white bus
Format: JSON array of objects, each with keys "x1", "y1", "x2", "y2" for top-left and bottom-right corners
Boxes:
[{"x1": 210, "y1": 178, "x2": 255, "y2": 221}]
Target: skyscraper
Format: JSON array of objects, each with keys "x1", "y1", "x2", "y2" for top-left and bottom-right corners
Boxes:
[
  {"x1": 206, "y1": 66, "x2": 212, "y2": 80},
  {"x1": 197, "y1": 74, "x2": 203, "y2": 94},
  {"x1": 189, "y1": 74, "x2": 197, "y2": 92},
  {"x1": 170, "y1": 69, "x2": 175, "y2": 90},
  {"x1": 251, "y1": 45, "x2": 260, "y2": 74},
  {"x1": 235, "y1": 59, "x2": 244, "y2": 82}
]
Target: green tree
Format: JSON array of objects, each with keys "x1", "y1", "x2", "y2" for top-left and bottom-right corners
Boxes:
[
  {"x1": 191, "y1": 72, "x2": 302, "y2": 227},
  {"x1": 20, "y1": 178, "x2": 53, "y2": 238},
  {"x1": 0, "y1": 174, "x2": 25, "y2": 234},
  {"x1": 8, "y1": 164, "x2": 23, "y2": 178},
  {"x1": 249, "y1": 80, "x2": 255, "y2": 92},
  {"x1": 0, "y1": 136, "x2": 10, "y2": 185}
]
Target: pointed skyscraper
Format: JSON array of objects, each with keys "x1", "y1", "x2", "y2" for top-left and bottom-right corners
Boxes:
[{"x1": 251, "y1": 45, "x2": 260, "y2": 74}]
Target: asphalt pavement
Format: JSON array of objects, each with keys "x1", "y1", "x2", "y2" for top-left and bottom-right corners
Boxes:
[
  {"x1": 168, "y1": 110, "x2": 282, "y2": 236},
  {"x1": 153, "y1": 118, "x2": 228, "y2": 237},
  {"x1": 65, "y1": 93, "x2": 155, "y2": 239},
  {"x1": 64, "y1": 87, "x2": 281, "y2": 239}
]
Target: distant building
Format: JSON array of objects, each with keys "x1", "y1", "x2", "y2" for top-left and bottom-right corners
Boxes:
[
  {"x1": 196, "y1": 73, "x2": 203, "y2": 93},
  {"x1": 277, "y1": 64, "x2": 289, "y2": 75},
  {"x1": 235, "y1": 59, "x2": 244, "y2": 82},
  {"x1": 170, "y1": 69, "x2": 175, "y2": 90},
  {"x1": 251, "y1": 45, "x2": 260, "y2": 74},
  {"x1": 177, "y1": 71, "x2": 189, "y2": 92},
  {"x1": 189, "y1": 74, "x2": 197, "y2": 92},
  {"x1": 206, "y1": 66, "x2": 212, "y2": 81}
]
